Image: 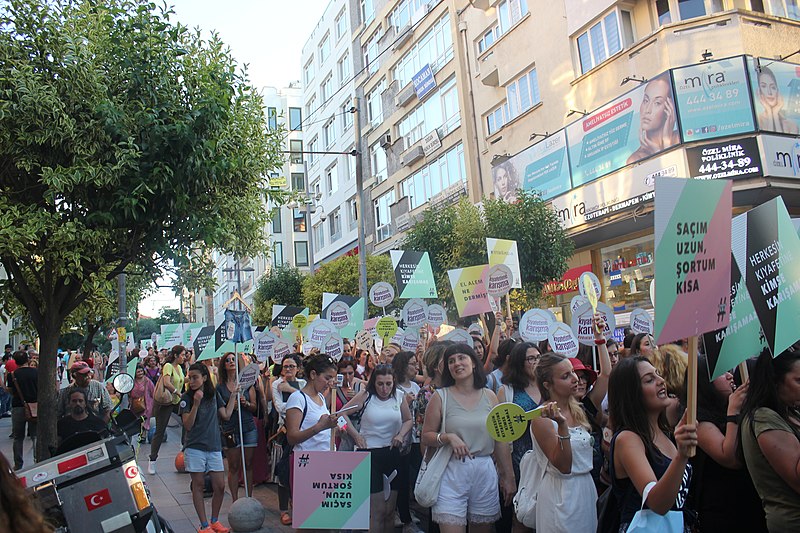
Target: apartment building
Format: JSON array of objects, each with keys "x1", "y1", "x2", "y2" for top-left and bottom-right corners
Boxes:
[
  {"x1": 457, "y1": 0, "x2": 800, "y2": 324},
  {"x1": 302, "y1": 0, "x2": 362, "y2": 269}
]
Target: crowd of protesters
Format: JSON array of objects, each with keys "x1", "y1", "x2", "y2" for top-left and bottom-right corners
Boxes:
[{"x1": 2, "y1": 309, "x2": 800, "y2": 533}]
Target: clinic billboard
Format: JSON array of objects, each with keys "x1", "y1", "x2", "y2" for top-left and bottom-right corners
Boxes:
[
  {"x1": 748, "y1": 58, "x2": 800, "y2": 134},
  {"x1": 491, "y1": 130, "x2": 571, "y2": 202}
]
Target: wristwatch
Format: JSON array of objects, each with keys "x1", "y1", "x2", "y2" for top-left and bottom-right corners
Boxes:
[{"x1": 726, "y1": 414, "x2": 740, "y2": 424}]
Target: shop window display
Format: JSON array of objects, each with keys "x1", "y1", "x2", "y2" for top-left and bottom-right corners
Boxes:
[{"x1": 601, "y1": 235, "x2": 654, "y2": 313}]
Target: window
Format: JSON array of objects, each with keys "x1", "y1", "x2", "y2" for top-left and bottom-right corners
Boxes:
[
  {"x1": 267, "y1": 107, "x2": 278, "y2": 130},
  {"x1": 392, "y1": 14, "x2": 453, "y2": 87},
  {"x1": 313, "y1": 224, "x2": 325, "y2": 251},
  {"x1": 271, "y1": 208, "x2": 282, "y2": 233},
  {"x1": 506, "y1": 67, "x2": 540, "y2": 121},
  {"x1": 326, "y1": 163, "x2": 339, "y2": 194},
  {"x1": 347, "y1": 146, "x2": 356, "y2": 182},
  {"x1": 374, "y1": 190, "x2": 396, "y2": 242},
  {"x1": 361, "y1": 0, "x2": 375, "y2": 25},
  {"x1": 389, "y1": 0, "x2": 428, "y2": 30},
  {"x1": 335, "y1": 9, "x2": 347, "y2": 40},
  {"x1": 363, "y1": 30, "x2": 380, "y2": 75},
  {"x1": 477, "y1": 24, "x2": 500, "y2": 54},
  {"x1": 576, "y1": 10, "x2": 633, "y2": 75},
  {"x1": 347, "y1": 197, "x2": 358, "y2": 230},
  {"x1": 767, "y1": 0, "x2": 800, "y2": 19},
  {"x1": 295, "y1": 242, "x2": 309, "y2": 267},
  {"x1": 291, "y1": 172, "x2": 305, "y2": 191},
  {"x1": 313, "y1": 180, "x2": 321, "y2": 198},
  {"x1": 367, "y1": 79, "x2": 386, "y2": 126},
  {"x1": 305, "y1": 95, "x2": 316, "y2": 121},
  {"x1": 272, "y1": 242, "x2": 284, "y2": 266},
  {"x1": 328, "y1": 208, "x2": 342, "y2": 241},
  {"x1": 321, "y1": 74, "x2": 334, "y2": 102},
  {"x1": 308, "y1": 137, "x2": 318, "y2": 166},
  {"x1": 401, "y1": 142, "x2": 466, "y2": 209},
  {"x1": 289, "y1": 139, "x2": 303, "y2": 164},
  {"x1": 398, "y1": 77, "x2": 460, "y2": 147},
  {"x1": 497, "y1": 0, "x2": 529, "y2": 34},
  {"x1": 338, "y1": 51, "x2": 351, "y2": 85},
  {"x1": 656, "y1": 0, "x2": 672, "y2": 24},
  {"x1": 323, "y1": 118, "x2": 336, "y2": 148},
  {"x1": 293, "y1": 209, "x2": 307, "y2": 232},
  {"x1": 289, "y1": 108, "x2": 302, "y2": 131},
  {"x1": 370, "y1": 141, "x2": 388, "y2": 183},
  {"x1": 304, "y1": 59, "x2": 315, "y2": 84},
  {"x1": 341, "y1": 103, "x2": 353, "y2": 132},
  {"x1": 319, "y1": 34, "x2": 330, "y2": 64},
  {"x1": 486, "y1": 104, "x2": 506, "y2": 135}
]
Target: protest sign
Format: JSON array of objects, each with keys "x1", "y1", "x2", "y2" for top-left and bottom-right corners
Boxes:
[
  {"x1": 731, "y1": 196, "x2": 800, "y2": 356},
  {"x1": 292, "y1": 314, "x2": 309, "y2": 330},
  {"x1": 192, "y1": 326, "x2": 215, "y2": 358},
  {"x1": 401, "y1": 299, "x2": 428, "y2": 328},
  {"x1": 253, "y1": 330, "x2": 278, "y2": 363},
  {"x1": 197, "y1": 322, "x2": 254, "y2": 361},
  {"x1": 272, "y1": 339, "x2": 291, "y2": 365},
  {"x1": 447, "y1": 265, "x2": 492, "y2": 317},
  {"x1": 400, "y1": 330, "x2": 420, "y2": 352},
  {"x1": 355, "y1": 329, "x2": 374, "y2": 350},
  {"x1": 439, "y1": 328, "x2": 474, "y2": 347},
  {"x1": 369, "y1": 282, "x2": 395, "y2": 308},
  {"x1": 307, "y1": 319, "x2": 337, "y2": 348},
  {"x1": 570, "y1": 295, "x2": 588, "y2": 315},
  {"x1": 390, "y1": 250, "x2": 438, "y2": 298},
  {"x1": 323, "y1": 334, "x2": 344, "y2": 362},
  {"x1": 630, "y1": 308, "x2": 654, "y2": 335},
  {"x1": 292, "y1": 451, "x2": 370, "y2": 530},
  {"x1": 486, "y1": 238, "x2": 522, "y2": 288},
  {"x1": 486, "y1": 403, "x2": 545, "y2": 443},
  {"x1": 519, "y1": 309, "x2": 555, "y2": 343},
  {"x1": 578, "y1": 272, "x2": 601, "y2": 302},
  {"x1": 238, "y1": 363, "x2": 260, "y2": 390},
  {"x1": 426, "y1": 304, "x2": 447, "y2": 329},
  {"x1": 273, "y1": 305, "x2": 309, "y2": 330},
  {"x1": 548, "y1": 322, "x2": 579, "y2": 358},
  {"x1": 324, "y1": 300, "x2": 352, "y2": 330},
  {"x1": 484, "y1": 264, "x2": 513, "y2": 298},
  {"x1": 654, "y1": 177, "x2": 732, "y2": 343},
  {"x1": 322, "y1": 293, "x2": 365, "y2": 338},
  {"x1": 375, "y1": 316, "x2": 398, "y2": 345},
  {"x1": 571, "y1": 302, "x2": 616, "y2": 345},
  {"x1": 159, "y1": 324, "x2": 185, "y2": 349}
]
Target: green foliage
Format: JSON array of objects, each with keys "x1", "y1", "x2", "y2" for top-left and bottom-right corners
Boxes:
[
  {"x1": 302, "y1": 255, "x2": 394, "y2": 316},
  {"x1": 404, "y1": 191, "x2": 573, "y2": 311},
  {"x1": 252, "y1": 264, "x2": 306, "y2": 326}
]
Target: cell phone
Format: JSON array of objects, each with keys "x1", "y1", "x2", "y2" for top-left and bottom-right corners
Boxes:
[
  {"x1": 333, "y1": 404, "x2": 360, "y2": 417},
  {"x1": 336, "y1": 374, "x2": 344, "y2": 387}
]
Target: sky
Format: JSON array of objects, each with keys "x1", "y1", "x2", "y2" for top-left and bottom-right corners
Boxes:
[{"x1": 139, "y1": 0, "x2": 330, "y2": 317}]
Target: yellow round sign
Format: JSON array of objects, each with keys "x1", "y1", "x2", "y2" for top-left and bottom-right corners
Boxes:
[
  {"x1": 375, "y1": 316, "x2": 398, "y2": 341},
  {"x1": 291, "y1": 314, "x2": 308, "y2": 330},
  {"x1": 486, "y1": 402, "x2": 545, "y2": 443}
]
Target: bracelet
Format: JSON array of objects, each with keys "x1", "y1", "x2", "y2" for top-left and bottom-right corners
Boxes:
[
  {"x1": 594, "y1": 338, "x2": 606, "y2": 345},
  {"x1": 557, "y1": 434, "x2": 570, "y2": 450},
  {"x1": 436, "y1": 433, "x2": 444, "y2": 446},
  {"x1": 726, "y1": 414, "x2": 740, "y2": 424}
]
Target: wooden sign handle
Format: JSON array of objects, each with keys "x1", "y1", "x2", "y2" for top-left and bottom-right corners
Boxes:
[
  {"x1": 330, "y1": 384, "x2": 337, "y2": 451},
  {"x1": 686, "y1": 336, "x2": 698, "y2": 458}
]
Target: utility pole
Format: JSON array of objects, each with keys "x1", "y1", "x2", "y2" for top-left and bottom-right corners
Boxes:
[
  {"x1": 353, "y1": 97, "x2": 368, "y2": 318},
  {"x1": 117, "y1": 272, "x2": 128, "y2": 407}
]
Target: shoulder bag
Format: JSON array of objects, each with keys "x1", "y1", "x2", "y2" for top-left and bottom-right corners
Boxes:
[
  {"x1": 275, "y1": 392, "x2": 308, "y2": 487},
  {"x1": 413, "y1": 388, "x2": 452, "y2": 508},
  {"x1": 153, "y1": 371, "x2": 174, "y2": 406},
  {"x1": 513, "y1": 444, "x2": 547, "y2": 527},
  {"x1": 625, "y1": 481, "x2": 684, "y2": 533},
  {"x1": 11, "y1": 372, "x2": 37, "y2": 421}
]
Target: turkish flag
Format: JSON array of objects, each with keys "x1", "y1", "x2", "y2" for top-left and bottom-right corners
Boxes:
[{"x1": 84, "y1": 488, "x2": 112, "y2": 511}]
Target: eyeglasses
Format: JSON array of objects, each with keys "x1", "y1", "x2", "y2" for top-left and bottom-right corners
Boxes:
[
  {"x1": 525, "y1": 356, "x2": 539, "y2": 363},
  {"x1": 225, "y1": 358, "x2": 236, "y2": 363},
  {"x1": 282, "y1": 364, "x2": 297, "y2": 369}
]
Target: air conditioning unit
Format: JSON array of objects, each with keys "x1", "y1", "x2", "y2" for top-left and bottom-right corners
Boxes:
[
  {"x1": 400, "y1": 145, "x2": 425, "y2": 167},
  {"x1": 379, "y1": 134, "x2": 392, "y2": 148}
]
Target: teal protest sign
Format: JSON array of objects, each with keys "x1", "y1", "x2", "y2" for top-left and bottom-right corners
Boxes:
[
  {"x1": 321, "y1": 293, "x2": 365, "y2": 339},
  {"x1": 673, "y1": 56, "x2": 755, "y2": 141},
  {"x1": 390, "y1": 250, "x2": 438, "y2": 298}
]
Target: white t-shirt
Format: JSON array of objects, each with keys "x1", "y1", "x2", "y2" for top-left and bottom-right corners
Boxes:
[
  {"x1": 360, "y1": 390, "x2": 404, "y2": 449},
  {"x1": 286, "y1": 390, "x2": 331, "y2": 452},
  {"x1": 398, "y1": 382, "x2": 421, "y2": 443}
]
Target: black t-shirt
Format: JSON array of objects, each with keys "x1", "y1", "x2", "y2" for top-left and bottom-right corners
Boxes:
[
  {"x1": 57, "y1": 413, "x2": 107, "y2": 442},
  {"x1": 8, "y1": 367, "x2": 38, "y2": 408}
]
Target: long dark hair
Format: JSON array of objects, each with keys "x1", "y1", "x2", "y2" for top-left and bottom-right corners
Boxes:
[
  {"x1": 493, "y1": 338, "x2": 516, "y2": 368},
  {"x1": 217, "y1": 352, "x2": 239, "y2": 384},
  {"x1": 630, "y1": 333, "x2": 651, "y2": 356},
  {"x1": 441, "y1": 344, "x2": 486, "y2": 389},
  {"x1": 692, "y1": 353, "x2": 728, "y2": 429},
  {"x1": 502, "y1": 342, "x2": 539, "y2": 391},
  {"x1": 392, "y1": 351, "x2": 415, "y2": 385},
  {"x1": 608, "y1": 356, "x2": 671, "y2": 462},
  {"x1": 366, "y1": 364, "x2": 396, "y2": 397},
  {"x1": 188, "y1": 362, "x2": 215, "y2": 399},
  {"x1": 741, "y1": 347, "x2": 800, "y2": 425},
  {"x1": 0, "y1": 452, "x2": 51, "y2": 533},
  {"x1": 166, "y1": 344, "x2": 186, "y2": 364},
  {"x1": 303, "y1": 353, "x2": 337, "y2": 379}
]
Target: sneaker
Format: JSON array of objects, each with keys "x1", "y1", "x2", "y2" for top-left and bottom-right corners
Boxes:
[
  {"x1": 280, "y1": 512, "x2": 292, "y2": 526},
  {"x1": 197, "y1": 527, "x2": 214, "y2": 533},
  {"x1": 147, "y1": 460, "x2": 156, "y2": 475},
  {"x1": 209, "y1": 522, "x2": 230, "y2": 533}
]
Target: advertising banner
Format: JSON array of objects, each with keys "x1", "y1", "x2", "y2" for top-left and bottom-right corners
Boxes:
[
  {"x1": 542, "y1": 264, "x2": 592, "y2": 296},
  {"x1": 390, "y1": 250, "x2": 438, "y2": 298},
  {"x1": 412, "y1": 63, "x2": 436, "y2": 101},
  {"x1": 321, "y1": 293, "x2": 365, "y2": 339},
  {"x1": 550, "y1": 149, "x2": 686, "y2": 230},
  {"x1": 491, "y1": 130, "x2": 571, "y2": 202},
  {"x1": 673, "y1": 56, "x2": 756, "y2": 141},
  {"x1": 686, "y1": 137, "x2": 762, "y2": 180},
  {"x1": 748, "y1": 58, "x2": 800, "y2": 134},
  {"x1": 759, "y1": 134, "x2": 800, "y2": 178},
  {"x1": 486, "y1": 238, "x2": 522, "y2": 288},
  {"x1": 447, "y1": 265, "x2": 492, "y2": 317},
  {"x1": 731, "y1": 196, "x2": 800, "y2": 356},
  {"x1": 567, "y1": 72, "x2": 680, "y2": 187},
  {"x1": 272, "y1": 305, "x2": 309, "y2": 330},
  {"x1": 702, "y1": 255, "x2": 767, "y2": 379},
  {"x1": 654, "y1": 177, "x2": 732, "y2": 343},
  {"x1": 292, "y1": 451, "x2": 370, "y2": 530}
]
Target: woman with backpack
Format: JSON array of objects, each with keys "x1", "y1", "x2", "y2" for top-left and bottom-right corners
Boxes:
[{"x1": 342, "y1": 364, "x2": 413, "y2": 532}]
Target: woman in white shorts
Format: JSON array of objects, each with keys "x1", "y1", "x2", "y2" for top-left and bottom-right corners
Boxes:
[{"x1": 421, "y1": 343, "x2": 515, "y2": 532}]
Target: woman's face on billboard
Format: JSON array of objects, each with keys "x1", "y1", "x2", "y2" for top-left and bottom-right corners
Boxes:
[
  {"x1": 494, "y1": 167, "x2": 511, "y2": 195},
  {"x1": 758, "y1": 72, "x2": 778, "y2": 105},
  {"x1": 639, "y1": 78, "x2": 670, "y2": 132}
]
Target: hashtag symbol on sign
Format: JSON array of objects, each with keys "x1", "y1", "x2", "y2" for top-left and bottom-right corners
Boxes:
[
  {"x1": 298, "y1": 454, "x2": 310, "y2": 468},
  {"x1": 717, "y1": 297, "x2": 727, "y2": 323}
]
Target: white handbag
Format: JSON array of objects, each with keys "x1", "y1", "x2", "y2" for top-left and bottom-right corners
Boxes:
[
  {"x1": 414, "y1": 388, "x2": 453, "y2": 508},
  {"x1": 513, "y1": 447, "x2": 547, "y2": 527}
]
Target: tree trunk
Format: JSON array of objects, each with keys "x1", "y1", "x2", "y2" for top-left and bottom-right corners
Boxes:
[
  {"x1": 36, "y1": 322, "x2": 62, "y2": 461},
  {"x1": 83, "y1": 321, "x2": 101, "y2": 361}
]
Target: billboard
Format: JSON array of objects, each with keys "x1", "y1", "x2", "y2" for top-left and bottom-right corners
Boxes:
[
  {"x1": 685, "y1": 137, "x2": 762, "y2": 180},
  {"x1": 673, "y1": 56, "x2": 756, "y2": 141},
  {"x1": 748, "y1": 58, "x2": 800, "y2": 134},
  {"x1": 759, "y1": 134, "x2": 800, "y2": 178},
  {"x1": 567, "y1": 72, "x2": 680, "y2": 187},
  {"x1": 491, "y1": 130, "x2": 571, "y2": 202}
]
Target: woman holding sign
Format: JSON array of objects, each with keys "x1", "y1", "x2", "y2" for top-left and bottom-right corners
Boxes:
[
  {"x1": 216, "y1": 353, "x2": 258, "y2": 502},
  {"x1": 741, "y1": 348, "x2": 800, "y2": 531},
  {"x1": 421, "y1": 344, "x2": 515, "y2": 533}
]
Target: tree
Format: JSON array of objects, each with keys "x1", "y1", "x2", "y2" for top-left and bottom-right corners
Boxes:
[
  {"x1": 404, "y1": 191, "x2": 573, "y2": 312},
  {"x1": 302, "y1": 255, "x2": 395, "y2": 316},
  {"x1": 0, "y1": 0, "x2": 286, "y2": 458},
  {"x1": 252, "y1": 264, "x2": 306, "y2": 326}
]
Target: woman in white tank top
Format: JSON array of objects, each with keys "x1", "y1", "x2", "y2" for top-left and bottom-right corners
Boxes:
[{"x1": 342, "y1": 365, "x2": 413, "y2": 533}]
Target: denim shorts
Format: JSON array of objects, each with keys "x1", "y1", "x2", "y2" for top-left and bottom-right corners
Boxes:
[
  {"x1": 184, "y1": 448, "x2": 225, "y2": 473},
  {"x1": 224, "y1": 427, "x2": 259, "y2": 449}
]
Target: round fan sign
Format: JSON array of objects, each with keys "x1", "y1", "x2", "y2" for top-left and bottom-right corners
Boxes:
[
  {"x1": 548, "y1": 322, "x2": 579, "y2": 358},
  {"x1": 369, "y1": 282, "x2": 395, "y2": 308},
  {"x1": 570, "y1": 295, "x2": 589, "y2": 315},
  {"x1": 578, "y1": 272, "x2": 601, "y2": 301},
  {"x1": 570, "y1": 302, "x2": 616, "y2": 345},
  {"x1": 484, "y1": 264, "x2": 513, "y2": 298},
  {"x1": 323, "y1": 334, "x2": 344, "y2": 362},
  {"x1": 326, "y1": 301, "x2": 351, "y2": 330},
  {"x1": 307, "y1": 319, "x2": 336, "y2": 347},
  {"x1": 519, "y1": 309, "x2": 555, "y2": 343},
  {"x1": 630, "y1": 308, "x2": 654, "y2": 335},
  {"x1": 375, "y1": 316, "x2": 399, "y2": 342},
  {"x1": 402, "y1": 299, "x2": 429, "y2": 328},
  {"x1": 426, "y1": 304, "x2": 446, "y2": 329},
  {"x1": 400, "y1": 330, "x2": 420, "y2": 351}
]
